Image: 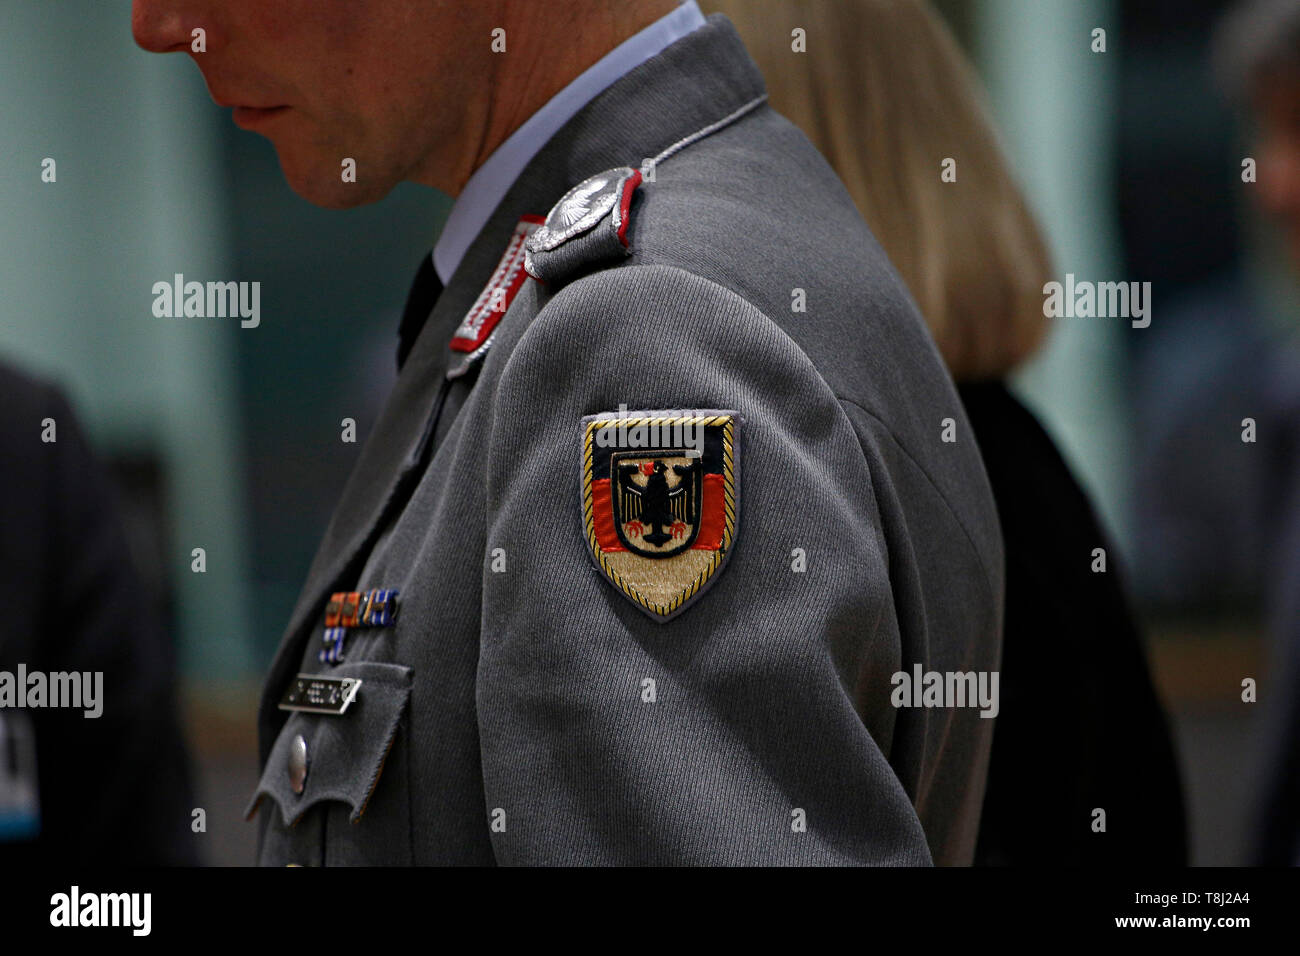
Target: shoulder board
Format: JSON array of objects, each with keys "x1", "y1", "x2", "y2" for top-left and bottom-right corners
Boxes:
[{"x1": 524, "y1": 166, "x2": 643, "y2": 286}]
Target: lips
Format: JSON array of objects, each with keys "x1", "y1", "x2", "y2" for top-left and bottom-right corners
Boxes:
[
  {"x1": 210, "y1": 89, "x2": 284, "y2": 108},
  {"x1": 207, "y1": 85, "x2": 290, "y2": 125},
  {"x1": 231, "y1": 105, "x2": 290, "y2": 129}
]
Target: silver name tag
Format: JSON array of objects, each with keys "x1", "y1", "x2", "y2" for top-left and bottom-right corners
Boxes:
[{"x1": 278, "y1": 675, "x2": 361, "y2": 715}]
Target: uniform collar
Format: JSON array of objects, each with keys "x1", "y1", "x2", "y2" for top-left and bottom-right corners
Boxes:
[
  {"x1": 431, "y1": 0, "x2": 706, "y2": 285},
  {"x1": 403, "y1": 12, "x2": 767, "y2": 385}
]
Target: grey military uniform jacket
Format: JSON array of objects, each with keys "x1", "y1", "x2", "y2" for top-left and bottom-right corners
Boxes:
[{"x1": 250, "y1": 15, "x2": 1004, "y2": 866}]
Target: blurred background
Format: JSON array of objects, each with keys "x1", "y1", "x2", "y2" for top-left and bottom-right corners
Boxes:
[{"x1": 1, "y1": 0, "x2": 1295, "y2": 864}]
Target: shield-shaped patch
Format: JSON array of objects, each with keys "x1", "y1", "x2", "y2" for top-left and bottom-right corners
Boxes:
[{"x1": 581, "y1": 410, "x2": 740, "y2": 622}]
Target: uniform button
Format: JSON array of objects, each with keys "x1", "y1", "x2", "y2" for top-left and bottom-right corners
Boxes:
[{"x1": 288, "y1": 734, "x2": 309, "y2": 794}]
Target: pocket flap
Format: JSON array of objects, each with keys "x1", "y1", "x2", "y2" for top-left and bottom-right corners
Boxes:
[{"x1": 246, "y1": 661, "x2": 412, "y2": 828}]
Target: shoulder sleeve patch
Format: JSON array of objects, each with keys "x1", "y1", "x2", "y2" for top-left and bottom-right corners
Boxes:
[{"x1": 580, "y1": 409, "x2": 740, "y2": 623}]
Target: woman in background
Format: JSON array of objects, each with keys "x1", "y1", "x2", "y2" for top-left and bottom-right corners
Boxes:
[{"x1": 707, "y1": 0, "x2": 1186, "y2": 864}]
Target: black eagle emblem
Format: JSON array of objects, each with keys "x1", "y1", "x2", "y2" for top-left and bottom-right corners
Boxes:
[{"x1": 615, "y1": 457, "x2": 700, "y2": 556}]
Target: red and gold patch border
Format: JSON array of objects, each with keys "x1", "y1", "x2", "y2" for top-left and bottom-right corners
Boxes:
[{"x1": 581, "y1": 413, "x2": 738, "y2": 621}]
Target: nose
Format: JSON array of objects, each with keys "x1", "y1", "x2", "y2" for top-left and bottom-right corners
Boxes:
[{"x1": 131, "y1": 0, "x2": 198, "y2": 53}]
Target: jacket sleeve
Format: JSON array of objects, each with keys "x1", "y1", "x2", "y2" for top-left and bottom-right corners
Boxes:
[{"x1": 476, "y1": 264, "x2": 932, "y2": 865}]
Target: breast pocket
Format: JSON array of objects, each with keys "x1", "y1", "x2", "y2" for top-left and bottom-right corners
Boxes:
[{"x1": 247, "y1": 660, "x2": 414, "y2": 866}]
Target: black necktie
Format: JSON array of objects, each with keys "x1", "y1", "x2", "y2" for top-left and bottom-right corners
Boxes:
[{"x1": 396, "y1": 252, "x2": 444, "y2": 371}]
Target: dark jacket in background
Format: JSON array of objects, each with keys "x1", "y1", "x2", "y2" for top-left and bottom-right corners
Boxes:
[
  {"x1": 0, "y1": 360, "x2": 197, "y2": 865},
  {"x1": 962, "y1": 381, "x2": 1187, "y2": 865}
]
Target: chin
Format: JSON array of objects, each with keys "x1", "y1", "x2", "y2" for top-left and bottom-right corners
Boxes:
[{"x1": 275, "y1": 147, "x2": 398, "y2": 209}]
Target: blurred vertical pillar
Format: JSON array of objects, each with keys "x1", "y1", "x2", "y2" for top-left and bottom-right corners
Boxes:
[
  {"x1": 973, "y1": 0, "x2": 1130, "y2": 551},
  {"x1": 0, "y1": 0, "x2": 253, "y2": 681}
]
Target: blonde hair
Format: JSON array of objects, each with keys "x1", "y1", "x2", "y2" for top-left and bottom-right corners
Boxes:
[{"x1": 705, "y1": 0, "x2": 1052, "y2": 380}]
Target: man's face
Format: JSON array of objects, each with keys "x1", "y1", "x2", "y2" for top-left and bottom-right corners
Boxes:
[
  {"x1": 132, "y1": 0, "x2": 500, "y2": 207},
  {"x1": 1254, "y1": 73, "x2": 1300, "y2": 270}
]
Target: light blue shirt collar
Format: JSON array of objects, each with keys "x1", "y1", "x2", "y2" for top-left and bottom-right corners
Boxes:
[{"x1": 432, "y1": 1, "x2": 707, "y2": 285}]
